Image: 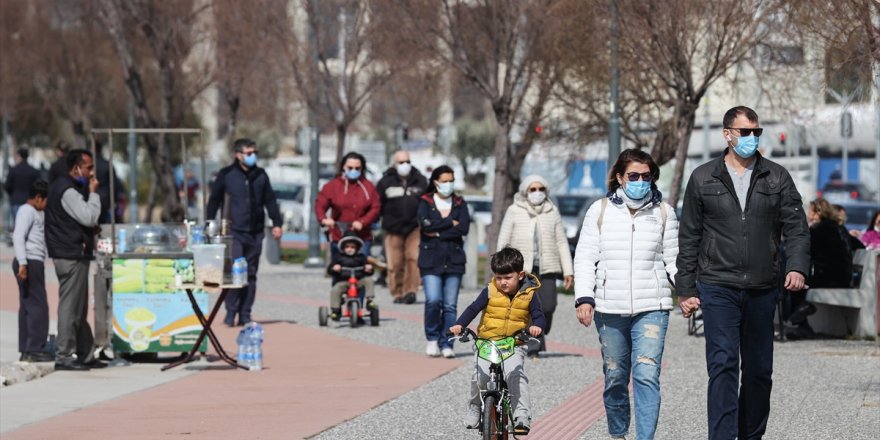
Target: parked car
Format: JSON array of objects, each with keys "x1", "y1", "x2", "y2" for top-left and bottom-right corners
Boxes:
[
  {"x1": 818, "y1": 181, "x2": 875, "y2": 204},
  {"x1": 467, "y1": 194, "x2": 493, "y2": 227},
  {"x1": 274, "y1": 182, "x2": 308, "y2": 233}
]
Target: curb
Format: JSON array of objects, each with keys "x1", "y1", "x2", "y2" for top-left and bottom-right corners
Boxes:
[{"x1": 0, "y1": 361, "x2": 54, "y2": 387}]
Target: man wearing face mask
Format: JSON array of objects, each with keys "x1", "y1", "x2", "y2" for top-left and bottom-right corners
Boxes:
[
  {"x1": 676, "y1": 106, "x2": 810, "y2": 440},
  {"x1": 207, "y1": 138, "x2": 283, "y2": 327},
  {"x1": 375, "y1": 150, "x2": 428, "y2": 304},
  {"x1": 46, "y1": 149, "x2": 103, "y2": 370}
]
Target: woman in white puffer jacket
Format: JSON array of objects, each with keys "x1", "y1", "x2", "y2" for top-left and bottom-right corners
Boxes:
[
  {"x1": 497, "y1": 175, "x2": 574, "y2": 356},
  {"x1": 573, "y1": 149, "x2": 678, "y2": 440}
]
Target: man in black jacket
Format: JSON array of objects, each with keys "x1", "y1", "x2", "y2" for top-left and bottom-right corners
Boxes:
[
  {"x1": 46, "y1": 149, "x2": 103, "y2": 371},
  {"x1": 375, "y1": 150, "x2": 428, "y2": 304},
  {"x1": 675, "y1": 106, "x2": 810, "y2": 440},
  {"x1": 5, "y1": 149, "x2": 41, "y2": 234},
  {"x1": 206, "y1": 138, "x2": 283, "y2": 326}
]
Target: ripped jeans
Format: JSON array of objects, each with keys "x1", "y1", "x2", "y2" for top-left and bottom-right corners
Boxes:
[{"x1": 595, "y1": 310, "x2": 669, "y2": 440}]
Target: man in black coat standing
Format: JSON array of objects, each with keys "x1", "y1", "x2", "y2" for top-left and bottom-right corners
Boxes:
[
  {"x1": 375, "y1": 150, "x2": 428, "y2": 304},
  {"x1": 206, "y1": 138, "x2": 283, "y2": 326},
  {"x1": 5, "y1": 149, "x2": 41, "y2": 233}
]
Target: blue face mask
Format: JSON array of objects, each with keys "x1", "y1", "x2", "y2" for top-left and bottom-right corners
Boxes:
[
  {"x1": 623, "y1": 180, "x2": 651, "y2": 200},
  {"x1": 345, "y1": 169, "x2": 361, "y2": 180},
  {"x1": 733, "y1": 135, "x2": 759, "y2": 159},
  {"x1": 435, "y1": 182, "x2": 454, "y2": 197},
  {"x1": 242, "y1": 153, "x2": 257, "y2": 167}
]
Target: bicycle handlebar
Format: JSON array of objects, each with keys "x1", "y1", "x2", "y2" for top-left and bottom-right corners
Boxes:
[{"x1": 447, "y1": 328, "x2": 537, "y2": 344}]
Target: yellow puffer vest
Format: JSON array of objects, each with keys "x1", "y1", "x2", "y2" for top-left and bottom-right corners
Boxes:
[{"x1": 477, "y1": 274, "x2": 541, "y2": 341}]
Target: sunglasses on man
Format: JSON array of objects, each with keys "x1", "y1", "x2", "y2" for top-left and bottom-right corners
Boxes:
[{"x1": 726, "y1": 127, "x2": 764, "y2": 137}]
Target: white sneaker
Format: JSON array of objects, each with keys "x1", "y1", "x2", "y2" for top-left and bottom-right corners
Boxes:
[
  {"x1": 464, "y1": 404, "x2": 481, "y2": 428},
  {"x1": 425, "y1": 340, "x2": 440, "y2": 357},
  {"x1": 441, "y1": 347, "x2": 455, "y2": 358}
]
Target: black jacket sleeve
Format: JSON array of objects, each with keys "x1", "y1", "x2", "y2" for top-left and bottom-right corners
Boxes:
[
  {"x1": 778, "y1": 172, "x2": 810, "y2": 277},
  {"x1": 529, "y1": 294, "x2": 546, "y2": 331},
  {"x1": 263, "y1": 175, "x2": 283, "y2": 228},
  {"x1": 675, "y1": 175, "x2": 703, "y2": 297},
  {"x1": 455, "y1": 287, "x2": 490, "y2": 327},
  {"x1": 206, "y1": 169, "x2": 227, "y2": 221}
]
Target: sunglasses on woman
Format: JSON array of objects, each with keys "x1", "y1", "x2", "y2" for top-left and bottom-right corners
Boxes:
[
  {"x1": 528, "y1": 187, "x2": 546, "y2": 193},
  {"x1": 625, "y1": 172, "x2": 652, "y2": 182}
]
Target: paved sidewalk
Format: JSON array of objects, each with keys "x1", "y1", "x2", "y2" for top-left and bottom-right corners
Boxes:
[{"x1": 1, "y1": 243, "x2": 878, "y2": 439}]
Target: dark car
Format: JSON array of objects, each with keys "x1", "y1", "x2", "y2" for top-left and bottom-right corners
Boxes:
[{"x1": 818, "y1": 181, "x2": 874, "y2": 203}]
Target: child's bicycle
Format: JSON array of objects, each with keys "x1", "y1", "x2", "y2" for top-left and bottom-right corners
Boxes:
[
  {"x1": 318, "y1": 266, "x2": 379, "y2": 328},
  {"x1": 451, "y1": 328, "x2": 534, "y2": 439}
]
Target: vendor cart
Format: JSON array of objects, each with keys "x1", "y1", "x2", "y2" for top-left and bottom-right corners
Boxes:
[{"x1": 91, "y1": 128, "x2": 211, "y2": 359}]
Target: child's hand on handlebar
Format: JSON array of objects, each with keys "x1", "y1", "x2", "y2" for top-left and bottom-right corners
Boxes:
[
  {"x1": 528, "y1": 326, "x2": 542, "y2": 338},
  {"x1": 332, "y1": 264, "x2": 341, "y2": 272},
  {"x1": 365, "y1": 264, "x2": 373, "y2": 273},
  {"x1": 449, "y1": 324, "x2": 463, "y2": 336}
]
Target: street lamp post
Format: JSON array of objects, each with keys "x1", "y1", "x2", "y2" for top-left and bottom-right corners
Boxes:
[
  {"x1": 304, "y1": 0, "x2": 324, "y2": 268},
  {"x1": 608, "y1": 0, "x2": 621, "y2": 169}
]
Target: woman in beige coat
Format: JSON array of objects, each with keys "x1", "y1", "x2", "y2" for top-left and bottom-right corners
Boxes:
[{"x1": 497, "y1": 175, "x2": 574, "y2": 356}]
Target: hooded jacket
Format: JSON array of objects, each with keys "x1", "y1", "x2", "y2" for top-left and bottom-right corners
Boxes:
[
  {"x1": 455, "y1": 274, "x2": 546, "y2": 341},
  {"x1": 675, "y1": 149, "x2": 810, "y2": 296},
  {"x1": 376, "y1": 166, "x2": 428, "y2": 235},
  {"x1": 497, "y1": 192, "x2": 573, "y2": 276},
  {"x1": 315, "y1": 175, "x2": 381, "y2": 242}
]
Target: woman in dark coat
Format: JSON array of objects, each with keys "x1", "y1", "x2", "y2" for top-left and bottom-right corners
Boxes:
[{"x1": 417, "y1": 165, "x2": 470, "y2": 358}]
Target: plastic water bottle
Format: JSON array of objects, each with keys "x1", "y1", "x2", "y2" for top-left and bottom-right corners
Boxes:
[
  {"x1": 245, "y1": 322, "x2": 263, "y2": 371},
  {"x1": 236, "y1": 328, "x2": 247, "y2": 365},
  {"x1": 232, "y1": 257, "x2": 247, "y2": 286}
]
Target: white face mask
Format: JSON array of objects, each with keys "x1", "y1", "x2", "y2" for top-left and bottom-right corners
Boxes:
[
  {"x1": 527, "y1": 191, "x2": 547, "y2": 205},
  {"x1": 396, "y1": 162, "x2": 412, "y2": 176}
]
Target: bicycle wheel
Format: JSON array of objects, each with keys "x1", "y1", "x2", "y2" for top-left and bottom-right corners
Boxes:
[{"x1": 482, "y1": 395, "x2": 498, "y2": 440}]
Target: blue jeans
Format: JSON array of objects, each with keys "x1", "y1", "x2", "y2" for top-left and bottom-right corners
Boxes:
[
  {"x1": 422, "y1": 273, "x2": 462, "y2": 350},
  {"x1": 698, "y1": 282, "x2": 776, "y2": 440},
  {"x1": 595, "y1": 310, "x2": 669, "y2": 440}
]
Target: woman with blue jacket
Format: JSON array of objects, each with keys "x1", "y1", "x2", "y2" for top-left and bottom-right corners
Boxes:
[{"x1": 418, "y1": 165, "x2": 470, "y2": 358}]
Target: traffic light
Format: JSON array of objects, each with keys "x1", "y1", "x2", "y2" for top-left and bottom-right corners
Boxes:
[
  {"x1": 534, "y1": 125, "x2": 543, "y2": 135},
  {"x1": 779, "y1": 132, "x2": 786, "y2": 146}
]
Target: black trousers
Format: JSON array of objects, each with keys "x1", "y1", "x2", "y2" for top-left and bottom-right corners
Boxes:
[
  {"x1": 224, "y1": 230, "x2": 264, "y2": 324},
  {"x1": 13, "y1": 260, "x2": 50, "y2": 353},
  {"x1": 699, "y1": 282, "x2": 777, "y2": 440},
  {"x1": 527, "y1": 268, "x2": 560, "y2": 354}
]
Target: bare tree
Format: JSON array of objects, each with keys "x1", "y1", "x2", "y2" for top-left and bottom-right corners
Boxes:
[
  {"x1": 14, "y1": 0, "x2": 126, "y2": 148},
  {"x1": 97, "y1": 0, "x2": 212, "y2": 221},
  {"x1": 396, "y1": 0, "x2": 573, "y2": 254},
  {"x1": 559, "y1": 0, "x2": 778, "y2": 207},
  {"x1": 212, "y1": 0, "x2": 285, "y2": 146},
  {"x1": 276, "y1": 0, "x2": 397, "y2": 166}
]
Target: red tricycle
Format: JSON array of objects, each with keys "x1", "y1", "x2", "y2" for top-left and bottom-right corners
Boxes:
[{"x1": 318, "y1": 266, "x2": 379, "y2": 328}]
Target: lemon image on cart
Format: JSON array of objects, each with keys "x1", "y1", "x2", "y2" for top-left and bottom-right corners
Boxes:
[{"x1": 125, "y1": 307, "x2": 157, "y2": 352}]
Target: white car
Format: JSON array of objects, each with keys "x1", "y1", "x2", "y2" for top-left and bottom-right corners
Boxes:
[{"x1": 274, "y1": 182, "x2": 308, "y2": 233}]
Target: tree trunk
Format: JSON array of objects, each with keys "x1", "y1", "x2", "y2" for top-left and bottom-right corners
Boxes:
[
  {"x1": 486, "y1": 121, "x2": 512, "y2": 258},
  {"x1": 223, "y1": 91, "x2": 239, "y2": 148},
  {"x1": 335, "y1": 124, "x2": 347, "y2": 168},
  {"x1": 666, "y1": 105, "x2": 697, "y2": 208}
]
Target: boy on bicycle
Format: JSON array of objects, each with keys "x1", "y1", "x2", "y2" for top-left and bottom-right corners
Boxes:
[
  {"x1": 327, "y1": 233, "x2": 375, "y2": 319},
  {"x1": 449, "y1": 246, "x2": 545, "y2": 433}
]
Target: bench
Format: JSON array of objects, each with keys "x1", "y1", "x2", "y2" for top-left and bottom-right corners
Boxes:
[{"x1": 806, "y1": 249, "x2": 879, "y2": 339}]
